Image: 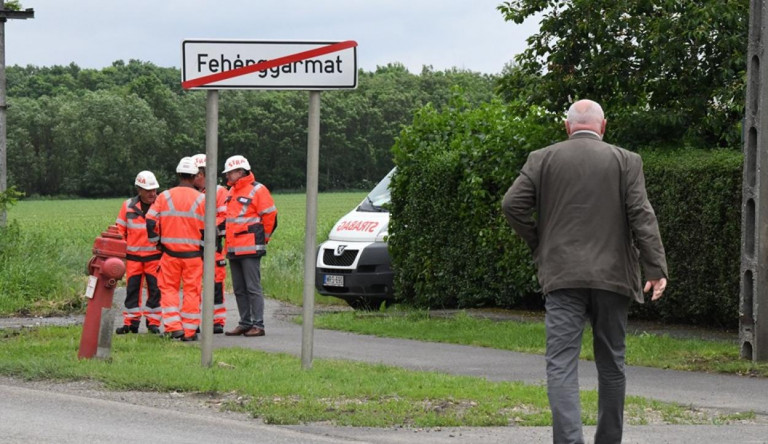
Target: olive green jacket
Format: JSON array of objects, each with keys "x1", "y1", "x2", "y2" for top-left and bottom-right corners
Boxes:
[{"x1": 502, "y1": 132, "x2": 667, "y2": 303}]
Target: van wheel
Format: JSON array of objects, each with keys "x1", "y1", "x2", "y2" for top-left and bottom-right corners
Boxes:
[{"x1": 344, "y1": 297, "x2": 388, "y2": 311}]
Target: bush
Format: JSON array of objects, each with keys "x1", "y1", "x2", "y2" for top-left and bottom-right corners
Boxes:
[
  {"x1": 391, "y1": 99, "x2": 743, "y2": 328},
  {"x1": 390, "y1": 98, "x2": 560, "y2": 308}
]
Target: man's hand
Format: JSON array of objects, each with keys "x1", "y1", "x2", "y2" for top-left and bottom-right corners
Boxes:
[{"x1": 643, "y1": 278, "x2": 667, "y2": 301}]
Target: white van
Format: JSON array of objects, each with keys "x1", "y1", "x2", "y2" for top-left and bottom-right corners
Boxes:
[{"x1": 314, "y1": 168, "x2": 395, "y2": 309}]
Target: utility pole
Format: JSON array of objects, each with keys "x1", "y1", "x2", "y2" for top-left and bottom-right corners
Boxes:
[
  {"x1": 741, "y1": 0, "x2": 768, "y2": 362},
  {"x1": 0, "y1": 1, "x2": 33, "y2": 227}
]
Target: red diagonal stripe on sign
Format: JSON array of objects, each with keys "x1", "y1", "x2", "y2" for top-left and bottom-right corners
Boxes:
[{"x1": 182, "y1": 40, "x2": 358, "y2": 89}]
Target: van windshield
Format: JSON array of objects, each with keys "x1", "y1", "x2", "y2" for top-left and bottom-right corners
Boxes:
[{"x1": 358, "y1": 168, "x2": 395, "y2": 213}]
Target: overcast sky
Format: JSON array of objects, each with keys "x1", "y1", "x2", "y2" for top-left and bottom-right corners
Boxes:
[{"x1": 4, "y1": 0, "x2": 540, "y2": 75}]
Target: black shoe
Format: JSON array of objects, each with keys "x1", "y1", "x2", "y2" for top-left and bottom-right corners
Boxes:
[
  {"x1": 213, "y1": 325, "x2": 224, "y2": 334},
  {"x1": 116, "y1": 325, "x2": 139, "y2": 334},
  {"x1": 162, "y1": 330, "x2": 185, "y2": 340},
  {"x1": 180, "y1": 333, "x2": 198, "y2": 342},
  {"x1": 147, "y1": 325, "x2": 161, "y2": 335}
]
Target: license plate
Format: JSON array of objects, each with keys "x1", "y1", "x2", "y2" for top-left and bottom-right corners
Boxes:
[{"x1": 323, "y1": 274, "x2": 344, "y2": 287}]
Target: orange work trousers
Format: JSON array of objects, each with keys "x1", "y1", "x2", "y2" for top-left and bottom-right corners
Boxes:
[
  {"x1": 213, "y1": 256, "x2": 227, "y2": 327},
  {"x1": 158, "y1": 254, "x2": 202, "y2": 338}
]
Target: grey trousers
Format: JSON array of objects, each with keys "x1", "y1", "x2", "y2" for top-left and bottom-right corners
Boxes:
[
  {"x1": 229, "y1": 256, "x2": 265, "y2": 329},
  {"x1": 545, "y1": 288, "x2": 630, "y2": 444}
]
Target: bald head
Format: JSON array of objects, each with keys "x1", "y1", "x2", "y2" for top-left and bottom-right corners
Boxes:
[{"x1": 565, "y1": 99, "x2": 606, "y2": 137}]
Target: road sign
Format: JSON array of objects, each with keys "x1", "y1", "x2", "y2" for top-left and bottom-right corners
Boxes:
[{"x1": 181, "y1": 40, "x2": 358, "y2": 90}]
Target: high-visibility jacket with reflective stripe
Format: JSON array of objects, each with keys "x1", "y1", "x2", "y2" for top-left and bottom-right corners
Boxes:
[
  {"x1": 201, "y1": 184, "x2": 228, "y2": 261},
  {"x1": 115, "y1": 196, "x2": 162, "y2": 261},
  {"x1": 146, "y1": 186, "x2": 205, "y2": 257},
  {"x1": 225, "y1": 173, "x2": 277, "y2": 259},
  {"x1": 201, "y1": 185, "x2": 228, "y2": 236}
]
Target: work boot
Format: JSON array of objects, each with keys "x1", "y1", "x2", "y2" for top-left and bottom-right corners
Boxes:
[
  {"x1": 213, "y1": 325, "x2": 224, "y2": 334},
  {"x1": 162, "y1": 330, "x2": 185, "y2": 340},
  {"x1": 115, "y1": 325, "x2": 139, "y2": 334},
  {"x1": 147, "y1": 325, "x2": 161, "y2": 335},
  {"x1": 180, "y1": 333, "x2": 198, "y2": 342}
]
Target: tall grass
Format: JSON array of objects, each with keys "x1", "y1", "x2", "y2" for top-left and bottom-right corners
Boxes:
[
  {"x1": 1, "y1": 199, "x2": 117, "y2": 314},
  {"x1": 1, "y1": 193, "x2": 366, "y2": 315}
]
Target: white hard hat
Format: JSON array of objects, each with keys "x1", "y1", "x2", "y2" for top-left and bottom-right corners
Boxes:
[
  {"x1": 176, "y1": 157, "x2": 199, "y2": 175},
  {"x1": 135, "y1": 170, "x2": 159, "y2": 190},
  {"x1": 222, "y1": 155, "x2": 251, "y2": 174},
  {"x1": 191, "y1": 153, "x2": 206, "y2": 168}
]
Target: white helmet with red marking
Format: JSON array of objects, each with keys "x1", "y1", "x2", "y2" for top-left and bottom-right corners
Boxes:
[
  {"x1": 134, "y1": 170, "x2": 159, "y2": 190},
  {"x1": 222, "y1": 155, "x2": 251, "y2": 174},
  {"x1": 191, "y1": 153, "x2": 206, "y2": 168}
]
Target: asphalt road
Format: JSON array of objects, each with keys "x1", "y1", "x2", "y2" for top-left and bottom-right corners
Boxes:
[
  {"x1": 1, "y1": 291, "x2": 767, "y2": 443},
  {"x1": 0, "y1": 382, "x2": 349, "y2": 444},
  {"x1": 2, "y1": 379, "x2": 768, "y2": 444}
]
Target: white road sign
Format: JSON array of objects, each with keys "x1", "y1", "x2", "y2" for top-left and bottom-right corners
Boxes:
[{"x1": 181, "y1": 40, "x2": 358, "y2": 90}]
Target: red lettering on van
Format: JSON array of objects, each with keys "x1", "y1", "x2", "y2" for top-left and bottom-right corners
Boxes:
[{"x1": 336, "y1": 220, "x2": 379, "y2": 233}]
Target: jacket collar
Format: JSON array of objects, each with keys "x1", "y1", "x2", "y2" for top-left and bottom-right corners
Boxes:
[
  {"x1": 232, "y1": 172, "x2": 255, "y2": 191},
  {"x1": 129, "y1": 195, "x2": 150, "y2": 216},
  {"x1": 569, "y1": 130, "x2": 602, "y2": 141}
]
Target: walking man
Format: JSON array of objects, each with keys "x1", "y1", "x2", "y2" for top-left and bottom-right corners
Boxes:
[
  {"x1": 502, "y1": 99, "x2": 668, "y2": 444},
  {"x1": 222, "y1": 155, "x2": 277, "y2": 337},
  {"x1": 115, "y1": 171, "x2": 163, "y2": 334},
  {"x1": 146, "y1": 157, "x2": 206, "y2": 341}
]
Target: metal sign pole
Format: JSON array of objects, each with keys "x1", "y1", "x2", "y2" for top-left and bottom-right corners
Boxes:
[
  {"x1": 301, "y1": 90, "x2": 321, "y2": 370},
  {"x1": 201, "y1": 89, "x2": 219, "y2": 367}
]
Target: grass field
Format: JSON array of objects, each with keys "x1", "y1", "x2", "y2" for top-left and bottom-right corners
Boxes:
[
  {"x1": 1, "y1": 192, "x2": 765, "y2": 426},
  {"x1": 3, "y1": 192, "x2": 766, "y2": 379},
  {"x1": 0, "y1": 192, "x2": 366, "y2": 315}
]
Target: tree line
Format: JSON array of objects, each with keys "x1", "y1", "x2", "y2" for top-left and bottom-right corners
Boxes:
[
  {"x1": 5, "y1": 60, "x2": 497, "y2": 198},
  {"x1": 6, "y1": 0, "x2": 750, "y2": 200}
]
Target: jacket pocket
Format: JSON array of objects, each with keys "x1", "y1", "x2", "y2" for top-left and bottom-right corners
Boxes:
[{"x1": 247, "y1": 223, "x2": 265, "y2": 245}]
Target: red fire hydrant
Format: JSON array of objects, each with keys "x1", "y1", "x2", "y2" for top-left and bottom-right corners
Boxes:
[{"x1": 78, "y1": 225, "x2": 127, "y2": 359}]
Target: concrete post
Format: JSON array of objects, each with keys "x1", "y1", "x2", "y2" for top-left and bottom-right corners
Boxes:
[
  {"x1": 741, "y1": 0, "x2": 768, "y2": 362},
  {"x1": 0, "y1": 2, "x2": 34, "y2": 227},
  {"x1": 0, "y1": 3, "x2": 6, "y2": 228}
]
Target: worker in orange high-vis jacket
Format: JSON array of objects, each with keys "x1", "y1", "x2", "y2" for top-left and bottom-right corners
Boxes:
[
  {"x1": 191, "y1": 153, "x2": 228, "y2": 334},
  {"x1": 115, "y1": 171, "x2": 163, "y2": 335},
  {"x1": 222, "y1": 155, "x2": 277, "y2": 338},
  {"x1": 146, "y1": 157, "x2": 206, "y2": 341}
]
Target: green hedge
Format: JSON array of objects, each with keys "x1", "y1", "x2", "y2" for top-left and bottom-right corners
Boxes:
[
  {"x1": 637, "y1": 149, "x2": 742, "y2": 327},
  {"x1": 390, "y1": 99, "x2": 743, "y2": 328}
]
